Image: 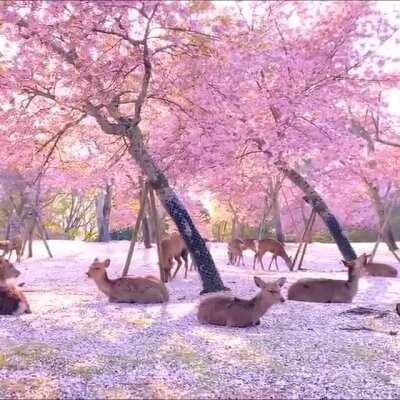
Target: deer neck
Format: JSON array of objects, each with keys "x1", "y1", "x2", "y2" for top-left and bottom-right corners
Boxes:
[
  {"x1": 92, "y1": 270, "x2": 112, "y2": 297},
  {"x1": 251, "y1": 292, "x2": 273, "y2": 320}
]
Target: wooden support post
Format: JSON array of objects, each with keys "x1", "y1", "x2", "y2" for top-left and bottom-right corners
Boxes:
[
  {"x1": 370, "y1": 198, "x2": 396, "y2": 262},
  {"x1": 292, "y1": 208, "x2": 316, "y2": 270},
  {"x1": 148, "y1": 186, "x2": 165, "y2": 282},
  {"x1": 122, "y1": 183, "x2": 149, "y2": 277},
  {"x1": 36, "y1": 217, "x2": 53, "y2": 258},
  {"x1": 297, "y1": 210, "x2": 316, "y2": 271}
]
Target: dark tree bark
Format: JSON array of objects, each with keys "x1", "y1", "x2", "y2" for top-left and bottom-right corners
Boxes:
[
  {"x1": 279, "y1": 163, "x2": 357, "y2": 261},
  {"x1": 363, "y1": 178, "x2": 398, "y2": 251},
  {"x1": 96, "y1": 180, "x2": 112, "y2": 242},
  {"x1": 125, "y1": 122, "x2": 226, "y2": 293}
]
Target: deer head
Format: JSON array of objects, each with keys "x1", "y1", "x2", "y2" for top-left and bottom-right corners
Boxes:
[
  {"x1": 87, "y1": 258, "x2": 111, "y2": 279},
  {"x1": 0, "y1": 258, "x2": 21, "y2": 280},
  {"x1": 254, "y1": 276, "x2": 286, "y2": 304}
]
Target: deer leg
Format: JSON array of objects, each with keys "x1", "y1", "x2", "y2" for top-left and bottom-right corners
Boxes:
[
  {"x1": 268, "y1": 255, "x2": 274, "y2": 271},
  {"x1": 259, "y1": 255, "x2": 265, "y2": 270},
  {"x1": 253, "y1": 254, "x2": 257, "y2": 270},
  {"x1": 275, "y1": 256, "x2": 279, "y2": 271},
  {"x1": 241, "y1": 253, "x2": 245, "y2": 267},
  {"x1": 182, "y1": 249, "x2": 189, "y2": 279},
  {"x1": 172, "y1": 256, "x2": 182, "y2": 279}
]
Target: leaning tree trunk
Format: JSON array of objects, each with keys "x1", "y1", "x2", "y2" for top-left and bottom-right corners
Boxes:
[
  {"x1": 126, "y1": 123, "x2": 226, "y2": 293},
  {"x1": 278, "y1": 163, "x2": 357, "y2": 261},
  {"x1": 271, "y1": 190, "x2": 285, "y2": 244},
  {"x1": 96, "y1": 181, "x2": 112, "y2": 242},
  {"x1": 364, "y1": 179, "x2": 398, "y2": 251}
]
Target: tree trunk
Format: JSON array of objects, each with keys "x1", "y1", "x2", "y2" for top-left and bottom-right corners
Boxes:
[
  {"x1": 279, "y1": 163, "x2": 357, "y2": 261},
  {"x1": 271, "y1": 190, "x2": 285, "y2": 244},
  {"x1": 96, "y1": 181, "x2": 112, "y2": 242},
  {"x1": 231, "y1": 215, "x2": 238, "y2": 239},
  {"x1": 126, "y1": 123, "x2": 226, "y2": 293},
  {"x1": 258, "y1": 197, "x2": 269, "y2": 240},
  {"x1": 363, "y1": 179, "x2": 398, "y2": 251}
]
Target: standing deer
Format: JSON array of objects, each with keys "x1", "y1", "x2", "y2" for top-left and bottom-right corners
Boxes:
[
  {"x1": 287, "y1": 253, "x2": 368, "y2": 303},
  {"x1": 0, "y1": 235, "x2": 23, "y2": 263},
  {"x1": 227, "y1": 238, "x2": 245, "y2": 266},
  {"x1": 253, "y1": 238, "x2": 292, "y2": 270},
  {"x1": 160, "y1": 232, "x2": 189, "y2": 281},
  {"x1": 364, "y1": 255, "x2": 398, "y2": 277},
  {"x1": 197, "y1": 276, "x2": 286, "y2": 327},
  {"x1": 87, "y1": 258, "x2": 169, "y2": 303},
  {"x1": 0, "y1": 258, "x2": 31, "y2": 315}
]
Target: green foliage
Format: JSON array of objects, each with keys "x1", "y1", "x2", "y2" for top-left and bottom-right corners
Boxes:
[
  {"x1": 110, "y1": 227, "x2": 132, "y2": 240},
  {"x1": 346, "y1": 229, "x2": 377, "y2": 242}
]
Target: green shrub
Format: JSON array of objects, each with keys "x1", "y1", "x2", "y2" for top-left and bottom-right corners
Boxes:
[{"x1": 110, "y1": 228, "x2": 133, "y2": 241}]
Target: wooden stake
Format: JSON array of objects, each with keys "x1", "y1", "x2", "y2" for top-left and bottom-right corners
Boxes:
[
  {"x1": 36, "y1": 217, "x2": 53, "y2": 258},
  {"x1": 370, "y1": 197, "x2": 396, "y2": 262},
  {"x1": 292, "y1": 208, "x2": 316, "y2": 270},
  {"x1": 122, "y1": 183, "x2": 149, "y2": 277},
  {"x1": 148, "y1": 186, "x2": 165, "y2": 282},
  {"x1": 297, "y1": 210, "x2": 316, "y2": 271}
]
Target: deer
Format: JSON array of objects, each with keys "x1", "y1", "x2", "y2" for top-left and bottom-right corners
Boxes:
[
  {"x1": 87, "y1": 258, "x2": 169, "y2": 303},
  {"x1": 197, "y1": 276, "x2": 286, "y2": 327},
  {"x1": 364, "y1": 255, "x2": 398, "y2": 278},
  {"x1": 0, "y1": 235, "x2": 23, "y2": 263},
  {"x1": 253, "y1": 238, "x2": 292, "y2": 271},
  {"x1": 227, "y1": 238, "x2": 243, "y2": 266},
  {"x1": 160, "y1": 232, "x2": 189, "y2": 282},
  {"x1": 287, "y1": 253, "x2": 368, "y2": 303},
  {"x1": 0, "y1": 257, "x2": 31, "y2": 315}
]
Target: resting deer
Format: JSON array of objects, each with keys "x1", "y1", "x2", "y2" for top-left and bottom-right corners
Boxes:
[
  {"x1": 287, "y1": 253, "x2": 368, "y2": 303},
  {"x1": 253, "y1": 238, "x2": 292, "y2": 271},
  {"x1": 87, "y1": 258, "x2": 169, "y2": 303},
  {"x1": 0, "y1": 235, "x2": 23, "y2": 263},
  {"x1": 160, "y1": 232, "x2": 189, "y2": 281},
  {"x1": 197, "y1": 276, "x2": 286, "y2": 327},
  {"x1": 364, "y1": 255, "x2": 398, "y2": 278},
  {"x1": 0, "y1": 258, "x2": 31, "y2": 315}
]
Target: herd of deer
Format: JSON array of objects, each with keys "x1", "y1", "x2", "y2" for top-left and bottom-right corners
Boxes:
[{"x1": 0, "y1": 232, "x2": 399, "y2": 327}]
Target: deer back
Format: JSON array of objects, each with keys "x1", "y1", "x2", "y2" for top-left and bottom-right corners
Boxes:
[{"x1": 365, "y1": 262, "x2": 398, "y2": 277}]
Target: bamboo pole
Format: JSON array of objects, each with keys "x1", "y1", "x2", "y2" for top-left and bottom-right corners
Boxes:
[
  {"x1": 148, "y1": 186, "x2": 165, "y2": 282},
  {"x1": 122, "y1": 183, "x2": 149, "y2": 277}
]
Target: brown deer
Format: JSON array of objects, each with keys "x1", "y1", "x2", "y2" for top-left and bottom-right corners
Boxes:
[
  {"x1": 227, "y1": 238, "x2": 244, "y2": 266},
  {"x1": 0, "y1": 258, "x2": 31, "y2": 315},
  {"x1": 364, "y1": 255, "x2": 398, "y2": 277},
  {"x1": 287, "y1": 253, "x2": 368, "y2": 303},
  {"x1": 0, "y1": 235, "x2": 23, "y2": 263},
  {"x1": 253, "y1": 238, "x2": 292, "y2": 270},
  {"x1": 197, "y1": 276, "x2": 286, "y2": 327},
  {"x1": 87, "y1": 258, "x2": 169, "y2": 303},
  {"x1": 160, "y1": 232, "x2": 189, "y2": 281}
]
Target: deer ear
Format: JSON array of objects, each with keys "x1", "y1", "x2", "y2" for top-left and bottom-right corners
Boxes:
[
  {"x1": 104, "y1": 259, "x2": 111, "y2": 268},
  {"x1": 254, "y1": 276, "x2": 266, "y2": 288},
  {"x1": 275, "y1": 277, "x2": 286, "y2": 287}
]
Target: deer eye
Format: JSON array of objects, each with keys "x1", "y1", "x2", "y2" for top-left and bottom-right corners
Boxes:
[{"x1": 268, "y1": 289, "x2": 278, "y2": 294}]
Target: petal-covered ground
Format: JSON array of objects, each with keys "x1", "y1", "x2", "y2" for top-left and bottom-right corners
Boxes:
[{"x1": 0, "y1": 240, "x2": 399, "y2": 399}]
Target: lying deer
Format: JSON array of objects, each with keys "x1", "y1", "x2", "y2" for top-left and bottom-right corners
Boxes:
[
  {"x1": 253, "y1": 238, "x2": 292, "y2": 271},
  {"x1": 0, "y1": 258, "x2": 31, "y2": 315},
  {"x1": 287, "y1": 253, "x2": 367, "y2": 303},
  {"x1": 364, "y1": 255, "x2": 398, "y2": 278},
  {"x1": 87, "y1": 258, "x2": 169, "y2": 303},
  {"x1": 197, "y1": 276, "x2": 286, "y2": 327},
  {"x1": 0, "y1": 235, "x2": 23, "y2": 263},
  {"x1": 160, "y1": 232, "x2": 189, "y2": 281}
]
